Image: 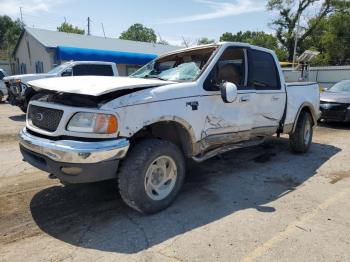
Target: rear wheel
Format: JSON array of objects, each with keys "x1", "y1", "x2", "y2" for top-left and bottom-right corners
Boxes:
[
  {"x1": 289, "y1": 111, "x2": 313, "y2": 153},
  {"x1": 118, "y1": 139, "x2": 185, "y2": 214}
]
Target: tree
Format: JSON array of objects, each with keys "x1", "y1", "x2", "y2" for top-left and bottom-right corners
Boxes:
[
  {"x1": 303, "y1": 10, "x2": 350, "y2": 65},
  {"x1": 220, "y1": 31, "x2": 279, "y2": 49},
  {"x1": 266, "y1": 0, "x2": 345, "y2": 61},
  {"x1": 219, "y1": 30, "x2": 288, "y2": 60},
  {"x1": 197, "y1": 37, "x2": 215, "y2": 45},
  {"x1": 0, "y1": 15, "x2": 22, "y2": 53},
  {"x1": 119, "y1": 23, "x2": 157, "y2": 43},
  {"x1": 323, "y1": 12, "x2": 350, "y2": 65},
  {"x1": 57, "y1": 22, "x2": 85, "y2": 35}
]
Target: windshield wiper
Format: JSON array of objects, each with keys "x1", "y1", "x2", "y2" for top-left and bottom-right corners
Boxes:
[{"x1": 144, "y1": 75, "x2": 167, "y2": 81}]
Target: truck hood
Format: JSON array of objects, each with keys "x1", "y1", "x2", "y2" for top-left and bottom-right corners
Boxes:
[
  {"x1": 28, "y1": 76, "x2": 174, "y2": 96},
  {"x1": 320, "y1": 91, "x2": 350, "y2": 104},
  {"x1": 4, "y1": 73, "x2": 54, "y2": 83}
]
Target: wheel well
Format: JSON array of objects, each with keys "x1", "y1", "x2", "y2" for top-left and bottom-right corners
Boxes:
[
  {"x1": 300, "y1": 106, "x2": 315, "y2": 126},
  {"x1": 291, "y1": 105, "x2": 316, "y2": 134},
  {"x1": 131, "y1": 121, "x2": 195, "y2": 157}
]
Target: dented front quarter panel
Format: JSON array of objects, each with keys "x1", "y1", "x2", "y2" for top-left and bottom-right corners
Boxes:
[{"x1": 100, "y1": 82, "x2": 206, "y2": 142}]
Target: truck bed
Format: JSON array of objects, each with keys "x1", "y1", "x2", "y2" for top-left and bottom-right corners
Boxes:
[{"x1": 284, "y1": 82, "x2": 320, "y2": 131}]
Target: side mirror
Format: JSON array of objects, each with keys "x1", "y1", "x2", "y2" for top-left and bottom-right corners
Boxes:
[
  {"x1": 220, "y1": 82, "x2": 238, "y2": 103},
  {"x1": 61, "y1": 68, "x2": 72, "y2": 77}
]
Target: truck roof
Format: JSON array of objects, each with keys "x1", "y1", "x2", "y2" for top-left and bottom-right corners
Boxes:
[
  {"x1": 157, "y1": 42, "x2": 276, "y2": 60},
  {"x1": 63, "y1": 61, "x2": 116, "y2": 66}
]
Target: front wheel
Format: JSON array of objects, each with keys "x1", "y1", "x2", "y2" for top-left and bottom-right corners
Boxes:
[
  {"x1": 289, "y1": 111, "x2": 313, "y2": 153},
  {"x1": 19, "y1": 104, "x2": 27, "y2": 113},
  {"x1": 118, "y1": 139, "x2": 185, "y2": 214}
]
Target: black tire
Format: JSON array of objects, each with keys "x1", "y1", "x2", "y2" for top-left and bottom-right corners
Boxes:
[
  {"x1": 289, "y1": 111, "x2": 313, "y2": 153},
  {"x1": 19, "y1": 104, "x2": 27, "y2": 113},
  {"x1": 19, "y1": 92, "x2": 41, "y2": 113},
  {"x1": 0, "y1": 91, "x2": 3, "y2": 102},
  {"x1": 118, "y1": 138, "x2": 185, "y2": 214}
]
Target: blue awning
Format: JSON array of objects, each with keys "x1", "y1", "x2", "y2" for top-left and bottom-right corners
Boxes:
[{"x1": 56, "y1": 46, "x2": 157, "y2": 65}]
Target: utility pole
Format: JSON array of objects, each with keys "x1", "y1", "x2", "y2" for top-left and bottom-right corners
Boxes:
[
  {"x1": 101, "y1": 23, "x2": 106, "y2": 38},
  {"x1": 87, "y1": 17, "x2": 91, "y2": 35},
  {"x1": 292, "y1": 14, "x2": 301, "y2": 69},
  {"x1": 19, "y1": 7, "x2": 24, "y2": 27}
]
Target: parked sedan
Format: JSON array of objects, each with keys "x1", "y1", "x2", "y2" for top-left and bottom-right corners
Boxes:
[{"x1": 320, "y1": 80, "x2": 350, "y2": 122}]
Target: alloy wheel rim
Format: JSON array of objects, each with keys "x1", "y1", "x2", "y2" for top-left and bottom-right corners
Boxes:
[
  {"x1": 304, "y1": 120, "x2": 311, "y2": 145},
  {"x1": 144, "y1": 156, "x2": 178, "y2": 201}
]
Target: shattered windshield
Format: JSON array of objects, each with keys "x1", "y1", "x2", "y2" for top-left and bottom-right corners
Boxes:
[{"x1": 131, "y1": 46, "x2": 218, "y2": 81}]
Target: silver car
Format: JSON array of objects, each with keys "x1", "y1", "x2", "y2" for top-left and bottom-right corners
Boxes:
[{"x1": 320, "y1": 80, "x2": 350, "y2": 122}]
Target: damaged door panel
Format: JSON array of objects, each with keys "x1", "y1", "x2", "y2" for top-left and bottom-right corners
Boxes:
[{"x1": 247, "y1": 49, "x2": 286, "y2": 132}]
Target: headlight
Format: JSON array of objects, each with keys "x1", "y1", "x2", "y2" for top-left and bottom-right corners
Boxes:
[{"x1": 67, "y1": 112, "x2": 118, "y2": 134}]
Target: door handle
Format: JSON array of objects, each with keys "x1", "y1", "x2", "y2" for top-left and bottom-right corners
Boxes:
[
  {"x1": 272, "y1": 96, "x2": 280, "y2": 101},
  {"x1": 240, "y1": 96, "x2": 250, "y2": 102}
]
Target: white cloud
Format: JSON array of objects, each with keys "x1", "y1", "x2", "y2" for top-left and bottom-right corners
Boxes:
[
  {"x1": 0, "y1": 0, "x2": 62, "y2": 16},
  {"x1": 161, "y1": 0, "x2": 265, "y2": 24}
]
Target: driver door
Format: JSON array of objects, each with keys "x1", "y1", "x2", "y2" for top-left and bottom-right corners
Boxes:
[{"x1": 202, "y1": 47, "x2": 256, "y2": 146}]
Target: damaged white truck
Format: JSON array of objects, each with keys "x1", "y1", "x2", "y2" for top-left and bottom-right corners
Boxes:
[{"x1": 19, "y1": 43, "x2": 320, "y2": 213}]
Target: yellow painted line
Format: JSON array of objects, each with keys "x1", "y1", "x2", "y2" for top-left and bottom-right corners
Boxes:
[{"x1": 242, "y1": 190, "x2": 349, "y2": 262}]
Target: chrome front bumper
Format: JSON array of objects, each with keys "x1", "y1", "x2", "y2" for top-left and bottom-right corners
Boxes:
[{"x1": 19, "y1": 128, "x2": 130, "y2": 164}]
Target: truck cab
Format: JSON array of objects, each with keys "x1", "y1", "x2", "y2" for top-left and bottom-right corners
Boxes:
[{"x1": 19, "y1": 42, "x2": 320, "y2": 214}]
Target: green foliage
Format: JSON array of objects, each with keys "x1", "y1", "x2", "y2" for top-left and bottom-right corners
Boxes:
[
  {"x1": 0, "y1": 15, "x2": 22, "y2": 52},
  {"x1": 57, "y1": 22, "x2": 85, "y2": 35},
  {"x1": 219, "y1": 31, "x2": 288, "y2": 60},
  {"x1": 120, "y1": 23, "x2": 157, "y2": 43},
  {"x1": 197, "y1": 37, "x2": 215, "y2": 45},
  {"x1": 267, "y1": 0, "x2": 335, "y2": 61},
  {"x1": 220, "y1": 31, "x2": 278, "y2": 49},
  {"x1": 304, "y1": 11, "x2": 350, "y2": 65}
]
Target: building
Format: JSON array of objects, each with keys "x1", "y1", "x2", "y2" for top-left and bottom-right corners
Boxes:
[
  {"x1": 283, "y1": 65, "x2": 350, "y2": 89},
  {"x1": 11, "y1": 27, "x2": 179, "y2": 76}
]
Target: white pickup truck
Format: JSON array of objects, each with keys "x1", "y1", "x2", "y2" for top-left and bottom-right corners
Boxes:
[
  {"x1": 4, "y1": 61, "x2": 118, "y2": 112},
  {"x1": 19, "y1": 43, "x2": 320, "y2": 213}
]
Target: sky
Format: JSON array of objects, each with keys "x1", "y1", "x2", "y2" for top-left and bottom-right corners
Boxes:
[{"x1": 0, "y1": 0, "x2": 274, "y2": 45}]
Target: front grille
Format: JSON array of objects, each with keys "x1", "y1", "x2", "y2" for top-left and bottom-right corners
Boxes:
[
  {"x1": 28, "y1": 105, "x2": 63, "y2": 132},
  {"x1": 320, "y1": 110, "x2": 346, "y2": 121},
  {"x1": 320, "y1": 101, "x2": 349, "y2": 121}
]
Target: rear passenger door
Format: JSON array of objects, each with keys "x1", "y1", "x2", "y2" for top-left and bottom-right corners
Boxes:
[
  {"x1": 247, "y1": 49, "x2": 286, "y2": 136},
  {"x1": 73, "y1": 64, "x2": 114, "y2": 76}
]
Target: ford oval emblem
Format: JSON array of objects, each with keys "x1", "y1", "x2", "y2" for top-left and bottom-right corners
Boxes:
[{"x1": 35, "y1": 112, "x2": 44, "y2": 121}]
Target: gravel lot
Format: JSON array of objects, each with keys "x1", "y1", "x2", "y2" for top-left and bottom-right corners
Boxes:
[{"x1": 0, "y1": 101, "x2": 349, "y2": 262}]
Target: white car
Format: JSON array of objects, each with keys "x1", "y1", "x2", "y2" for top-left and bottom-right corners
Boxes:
[
  {"x1": 19, "y1": 42, "x2": 320, "y2": 214},
  {"x1": 0, "y1": 68, "x2": 8, "y2": 101},
  {"x1": 4, "y1": 61, "x2": 118, "y2": 112}
]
